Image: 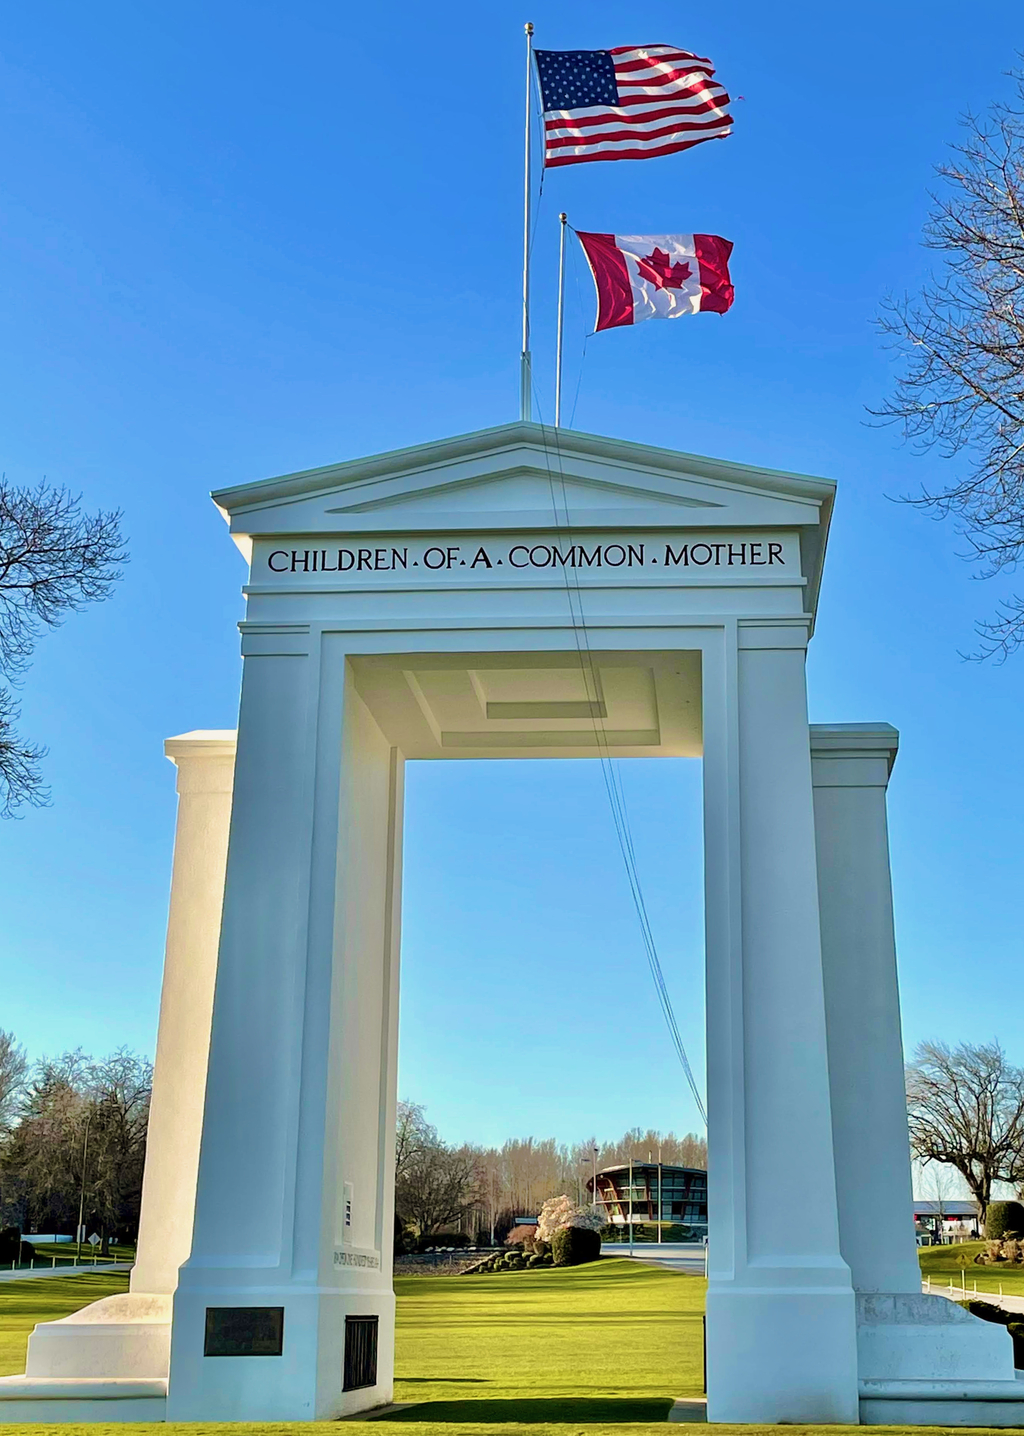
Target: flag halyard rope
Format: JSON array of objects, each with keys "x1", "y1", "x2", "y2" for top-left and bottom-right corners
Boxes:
[{"x1": 528, "y1": 399, "x2": 708, "y2": 1126}]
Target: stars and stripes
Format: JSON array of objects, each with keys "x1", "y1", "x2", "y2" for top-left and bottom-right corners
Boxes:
[{"x1": 534, "y1": 45, "x2": 733, "y2": 168}]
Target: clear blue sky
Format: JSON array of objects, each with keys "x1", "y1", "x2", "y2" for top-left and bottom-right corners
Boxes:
[{"x1": 1, "y1": 1, "x2": 1022, "y2": 1149}]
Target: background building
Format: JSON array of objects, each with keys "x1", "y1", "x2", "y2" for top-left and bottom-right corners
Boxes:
[
  {"x1": 913, "y1": 1199, "x2": 981, "y2": 1243},
  {"x1": 587, "y1": 1163, "x2": 707, "y2": 1238}
]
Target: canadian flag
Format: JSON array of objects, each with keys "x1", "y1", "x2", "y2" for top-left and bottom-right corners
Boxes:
[{"x1": 576, "y1": 231, "x2": 734, "y2": 332}]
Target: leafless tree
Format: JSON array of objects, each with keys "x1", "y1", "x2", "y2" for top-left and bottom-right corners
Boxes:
[
  {"x1": 1, "y1": 1051, "x2": 90, "y2": 1232},
  {"x1": 395, "y1": 1141, "x2": 480, "y2": 1238},
  {"x1": 873, "y1": 69, "x2": 1024, "y2": 657},
  {"x1": 87, "y1": 1050, "x2": 152, "y2": 1250},
  {"x1": 906, "y1": 1040, "x2": 1024, "y2": 1223},
  {"x1": 0, "y1": 1048, "x2": 150, "y2": 1243},
  {"x1": 0, "y1": 1030, "x2": 28, "y2": 1133},
  {"x1": 395, "y1": 1099, "x2": 434, "y2": 1185},
  {"x1": 597, "y1": 1127, "x2": 708, "y2": 1171},
  {"x1": 0, "y1": 479, "x2": 126, "y2": 814}
]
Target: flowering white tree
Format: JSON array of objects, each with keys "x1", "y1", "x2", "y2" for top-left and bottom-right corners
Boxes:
[{"x1": 536, "y1": 1194, "x2": 604, "y2": 1242}]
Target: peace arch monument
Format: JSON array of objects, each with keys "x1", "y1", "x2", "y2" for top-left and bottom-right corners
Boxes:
[{"x1": 2, "y1": 422, "x2": 1022, "y2": 1425}]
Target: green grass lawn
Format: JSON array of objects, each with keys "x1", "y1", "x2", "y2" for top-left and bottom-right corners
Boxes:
[
  {"x1": 0, "y1": 1258, "x2": 1019, "y2": 1435},
  {"x1": 919, "y1": 1239, "x2": 1024, "y2": 1295},
  {"x1": 387, "y1": 1257, "x2": 701, "y2": 1422}
]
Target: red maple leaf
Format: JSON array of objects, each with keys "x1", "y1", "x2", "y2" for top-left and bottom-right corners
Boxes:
[{"x1": 636, "y1": 247, "x2": 692, "y2": 290}]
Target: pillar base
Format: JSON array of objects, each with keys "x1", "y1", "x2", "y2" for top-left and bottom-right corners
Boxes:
[
  {"x1": 0, "y1": 1376, "x2": 166, "y2": 1423},
  {"x1": 166, "y1": 1282, "x2": 395, "y2": 1421},
  {"x1": 21, "y1": 1294, "x2": 171, "y2": 1381},
  {"x1": 705, "y1": 1285, "x2": 858, "y2": 1423},
  {"x1": 857, "y1": 1292, "x2": 1015, "y2": 1382},
  {"x1": 861, "y1": 1378, "x2": 1024, "y2": 1426}
]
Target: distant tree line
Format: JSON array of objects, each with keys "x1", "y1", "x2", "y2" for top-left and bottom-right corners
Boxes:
[
  {"x1": 394, "y1": 1098, "x2": 707, "y2": 1245},
  {"x1": 0, "y1": 1029, "x2": 151, "y2": 1252}
]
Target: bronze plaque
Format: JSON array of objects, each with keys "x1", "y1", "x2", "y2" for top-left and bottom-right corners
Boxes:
[{"x1": 204, "y1": 1306, "x2": 284, "y2": 1357}]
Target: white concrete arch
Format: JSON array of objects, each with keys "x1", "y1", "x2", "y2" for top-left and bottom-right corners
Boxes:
[{"x1": 2, "y1": 423, "x2": 1018, "y2": 1426}]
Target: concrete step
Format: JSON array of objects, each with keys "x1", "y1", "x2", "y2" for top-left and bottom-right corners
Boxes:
[
  {"x1": 0, "y1": 1375, "x2": 167, "y2": 1423},
  {"x1": 860, "y1": 1376, "x2": 1024, "y2": 1427}
]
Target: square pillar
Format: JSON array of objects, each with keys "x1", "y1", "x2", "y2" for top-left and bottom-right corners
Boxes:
[
  {"x1": 810, "y1": 724, "x2": 921, "y2": 1297},
  {"x1": 166, "y1": 640, "x2": 403, "y2": 1421},
  {"x1": 703, "y1": 625, "x2": 858, "y2": 1423},
  {"x1": 810, "y1": 724, "x2": 1014, "y2": 1390},
  {"x1": 131, "y1": 732, "x2": 236, "y2": 1299}
]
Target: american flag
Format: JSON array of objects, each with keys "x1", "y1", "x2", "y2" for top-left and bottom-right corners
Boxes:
[{"x1": 534, "y1": 45, "x2": 732, "y2": 168}]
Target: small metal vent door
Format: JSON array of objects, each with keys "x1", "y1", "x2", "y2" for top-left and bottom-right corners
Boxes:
[{"x1": 343, "y1": 1314, "x2": 379, "y2": 1392}]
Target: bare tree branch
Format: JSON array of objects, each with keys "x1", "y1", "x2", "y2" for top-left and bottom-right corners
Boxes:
[
  {"x1": 872, "y1": 68, "x2": 1024, "y2": 657},
  {"x1": 0, "y1": 478, "x2": 126, "y2": 813},
  {"x1": 0, "y1": 1031, "x2": 28, "y2": 1135},
  {"x1": 906, "y1": 1039, "x2": 1024, "y2": 1222}
]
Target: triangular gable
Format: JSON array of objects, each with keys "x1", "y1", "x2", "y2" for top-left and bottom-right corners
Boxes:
[{"x1": 213, "y1": 421, "x2": 835, "y2": 612}]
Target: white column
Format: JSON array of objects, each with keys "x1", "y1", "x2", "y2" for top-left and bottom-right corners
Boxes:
[
  {"x1": 810, "y1": 723, "x2": 921, "y2": 1297},
  {"x1": 22, "y1": 731, "x2": 236, "y2": 1383},
  {"x1": 131, "y1": 732, "x2": 236, "y2": 1297},
  {"x1": 704, "y1": 626, "x2": 858, "y2": 1424},
  {"x1": 167, "y1": 639, "x2": 403, "y2": 1422}
]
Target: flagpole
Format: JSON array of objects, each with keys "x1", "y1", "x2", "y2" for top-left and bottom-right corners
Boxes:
[
  {"x1": 554, "y1": 213, "x2": 567, "y2": 427},
  {"x1": 520, "y1": 21, "x2": 534, "y2": 422}
]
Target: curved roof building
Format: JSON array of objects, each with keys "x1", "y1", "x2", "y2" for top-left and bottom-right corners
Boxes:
[{"x1": 587, "y1": 1163, "x2": 707, "y2": 1232}]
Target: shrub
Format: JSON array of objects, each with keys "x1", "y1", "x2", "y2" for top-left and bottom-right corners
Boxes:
[
  {"x1": 987, "y1": 1239, "x2": 1006, "y2": 1262},
  {"x1": 527, "y1": 1254, "x2": 544, "y2": 1267},
  {"x1": 419, "y1": 1231, "x2": 471, "y2": 1251},
  {"x1": 987, "y1": 1202, "x2": 1024, "y2": 1240},
  {"x1": 961, "y1": 1295, "x2": 1024, "y2": 1371},
  {"x1": 552, "y1": 1225, "x2": 601, "y2": 1267},
  {"x1": 0, "y1": 1228, "x2": 32, "y2": 1265},
  {"x1": 1005, "y1": 1239, "x2": 1022, "y2": 1264},
  {"x1": 1008, "y1": 1322, "x2": 1024, "y2": 1369},
  {"x1": 533, "y1": 1239, "x2": 550, "y2": 1257}
]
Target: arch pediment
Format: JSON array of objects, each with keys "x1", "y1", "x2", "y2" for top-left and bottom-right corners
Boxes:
[{"x1": 213, "y1": 422, "x2": 834, "y2": 615}]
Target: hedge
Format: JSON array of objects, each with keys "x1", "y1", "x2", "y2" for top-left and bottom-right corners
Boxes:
[
  {"x1": 986, "y1": 1202, "x2": 1024, "y2": 1240},
  {"x1": 551, "y1": 1225, "x2": 601, "y2": 1267}
]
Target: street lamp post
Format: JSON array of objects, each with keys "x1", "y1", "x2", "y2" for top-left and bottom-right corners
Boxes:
[
  {"x1": 658, "y1": 1145, "x2": 663, "y2": 1245},
  {"x1": 628, "y1": 1156, "x2": 634, "y2": 1256},
  {"x1": 76, "y1": 1108, "x2": 94, "y2": 1265}
]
